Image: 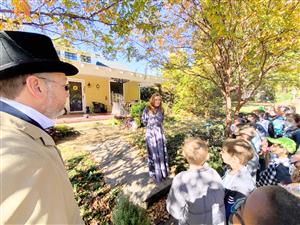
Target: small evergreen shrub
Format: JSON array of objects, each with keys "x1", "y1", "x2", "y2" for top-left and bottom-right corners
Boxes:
[
  {"x1": 112, "y1": 195, "x2": 150, "y2": 225},
  {"x1": 51, "y1": 125, "x2": 80, "y2": 142}
]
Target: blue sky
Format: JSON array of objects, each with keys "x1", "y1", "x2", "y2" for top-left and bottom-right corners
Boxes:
[
  {"x1": 20, "y1": 27, "x2": 160, "y2": 77},
  {"x1": 91, "y1": 54, "x2": 160, "y2": 76}
]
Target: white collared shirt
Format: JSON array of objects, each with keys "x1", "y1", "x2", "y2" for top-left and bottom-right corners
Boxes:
[{"x1": 0, "y1": 97, "x2": 54, "y2": 129}]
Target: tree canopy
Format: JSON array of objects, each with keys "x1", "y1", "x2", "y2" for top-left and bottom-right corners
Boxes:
[
  {"x1": 3, "y1": 0, "x2": 300, "y2": 131},
  {"x1": 0, "y1": 0, "x2": 163, "y2": 59},
  {"x1": 133, "y1": 0, "x2": 300, "y2": 131}
]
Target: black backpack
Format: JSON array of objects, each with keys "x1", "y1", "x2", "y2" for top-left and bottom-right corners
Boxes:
[{"x1": 275, "y1": 164, "x2": 292, "y2": 185}]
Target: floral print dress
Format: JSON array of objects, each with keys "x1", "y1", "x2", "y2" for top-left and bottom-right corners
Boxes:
[{"x1": 142, "y1": 107, "x2": 169, "y2": 183}]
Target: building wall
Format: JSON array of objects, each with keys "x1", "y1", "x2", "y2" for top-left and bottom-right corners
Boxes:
[
  {"x1": 67, "y1": 74, "x2": 141, "y2": 113},
  {"x1": 124, "y1": 81, "x2": 140, "y2": 103},
  {"x1": 74, "y1": 74, "x2": 110, "y2": 110}
]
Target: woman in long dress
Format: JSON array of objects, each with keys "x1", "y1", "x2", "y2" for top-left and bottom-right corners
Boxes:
[{"x1": 142, "y1": 93, "x2": 169, "y2": 183}]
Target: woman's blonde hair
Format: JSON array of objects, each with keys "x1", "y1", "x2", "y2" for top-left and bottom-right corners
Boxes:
[
  {"x1": 148, "y1": 92, "x2": 164, "y2": 114},
  {"x1": 182, "y1": 137, "x2": 209, "y2": 165}
]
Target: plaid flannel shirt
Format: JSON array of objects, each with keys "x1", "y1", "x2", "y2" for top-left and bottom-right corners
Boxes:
[
  {"x1": 257, "y1": 163, "x2": 278, "y2": 186},
  {"x1": 257, "y1": 158, "x2": 291, "y2": 187}
]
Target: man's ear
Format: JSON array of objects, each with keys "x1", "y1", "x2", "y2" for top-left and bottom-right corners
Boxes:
[{"x1": 25, "y1": 75, "x2": 45, "y2": 99}]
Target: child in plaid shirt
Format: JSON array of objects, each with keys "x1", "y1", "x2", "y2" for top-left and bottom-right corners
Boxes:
[{"x1": 257, "y1": 137, "x2": 296, "y2": 186}]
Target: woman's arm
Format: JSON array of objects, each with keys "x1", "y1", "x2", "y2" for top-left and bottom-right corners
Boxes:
[{"x1": 141, "y1": 107, "x2": 149, "y2": 126}]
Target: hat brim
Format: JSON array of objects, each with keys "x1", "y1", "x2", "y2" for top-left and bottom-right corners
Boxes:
[
  {"x1": 266, "y1": 137, "x2": 279, "y2": 144},
  {"x1": 0, "y1": 60, "x2": 78, "y2": 79},
  {"x1": 267, "y1": 137, "x2": 296, "y2": 154}
]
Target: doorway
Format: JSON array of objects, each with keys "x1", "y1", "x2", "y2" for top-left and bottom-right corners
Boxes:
[
  {"x1": 110, "y1": 81, "x2": 124, "y2": 104},
  {"x1": 67, "y1": 79, "x2": 86, "y2": 113}
]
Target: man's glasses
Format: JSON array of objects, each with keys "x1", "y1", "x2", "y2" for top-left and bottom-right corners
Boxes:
[
  {"x1": 228, "y1": 197, "x2": 246, "y2": 225},
  {"x1": 38, "y1": 77, "x2": 69, "y2": 91}
]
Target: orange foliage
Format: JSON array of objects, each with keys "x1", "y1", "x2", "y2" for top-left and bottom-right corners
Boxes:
[{"x1": 11, "y1": 0, "x2": 31, "y2": 16}]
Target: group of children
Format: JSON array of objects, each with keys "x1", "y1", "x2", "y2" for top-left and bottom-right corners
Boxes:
[{"x1": 166, "y1": 106, "x2": 300, "y2": 225}]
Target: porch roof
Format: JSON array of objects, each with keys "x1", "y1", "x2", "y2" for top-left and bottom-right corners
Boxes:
[{"x1": 63, "y1": 60, "x2": 163, "y2": 86}]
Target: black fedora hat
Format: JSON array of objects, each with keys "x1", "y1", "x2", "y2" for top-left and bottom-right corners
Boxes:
[{"x1": 0, "y1": 31, "x2": 78, "y2": 79}]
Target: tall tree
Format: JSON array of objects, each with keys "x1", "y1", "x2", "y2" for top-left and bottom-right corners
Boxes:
[
  {"x1": 131, "y1": 0, "x2": 300, "y2": 133},
  {"x1": 162, "y1": 53, "x2": 223, "y2": 117}
]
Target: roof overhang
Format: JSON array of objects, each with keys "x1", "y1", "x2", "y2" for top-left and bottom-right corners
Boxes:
[{"x1": 64, "y1": 60, "x2": 163, "y2": 85}]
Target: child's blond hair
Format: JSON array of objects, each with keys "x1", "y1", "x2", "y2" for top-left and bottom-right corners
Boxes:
[
  {"x1": 182, "y1": 137, "x2": 209, "y2": 165},
  {"x1": 222, "y1": 139, "x2": 254, "y2": 165}
]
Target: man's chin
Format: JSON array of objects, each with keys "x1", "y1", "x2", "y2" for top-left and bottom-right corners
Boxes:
[{"x1": 47, "y1": 109, "x2": 66, "y2": 119}]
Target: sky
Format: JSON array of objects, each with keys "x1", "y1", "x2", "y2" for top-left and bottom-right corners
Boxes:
[
  {"x1": 26, "y1": 28, "x2": 160, "y2": 76},
  {"x1": 90, "y1": 54, "x2": 160, "y2": 77}
]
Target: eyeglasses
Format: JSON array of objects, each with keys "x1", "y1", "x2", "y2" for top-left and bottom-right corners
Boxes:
[
  {"x1": 38, "y1": 77, "x2": 69, "y2": 91},
  {"x1": 228, "y1": 197, "x2": 247, "y2": 225}
]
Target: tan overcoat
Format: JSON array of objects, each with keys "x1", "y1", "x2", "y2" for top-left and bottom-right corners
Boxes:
[{"x1": 0, "y1": 112, "x2": 84, "y2": 225}]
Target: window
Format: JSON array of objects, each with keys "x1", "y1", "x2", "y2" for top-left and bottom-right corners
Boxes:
[
  {"x1": 80, "y1": 55, "x2": 91, "y2": 63},
  {"x1": 56, "y1": 50, "x2": 61, "y2": 56},
  {"x1": 64, "y1": 52, "x2": 77, "y2": 61}
]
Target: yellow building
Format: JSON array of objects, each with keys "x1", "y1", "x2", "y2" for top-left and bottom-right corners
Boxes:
[{"x1": 56, "y1": 48, "x2": 162, "y2": 113}]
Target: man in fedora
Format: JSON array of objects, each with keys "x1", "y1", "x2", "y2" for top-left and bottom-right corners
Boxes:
[{"x1": 0, "y1": 31, "x2": 84, "y2": 224}]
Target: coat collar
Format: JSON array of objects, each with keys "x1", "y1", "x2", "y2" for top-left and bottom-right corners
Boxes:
[{"x1": 1, "y1": 111, "x2": 55, "y2": 146}]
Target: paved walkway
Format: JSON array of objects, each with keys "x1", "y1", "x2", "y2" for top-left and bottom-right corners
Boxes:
[
  {"x1": 59, "y1": 121, "x2": 172, "y2": 208},
  {"x1": 86, "y1": 136, "x2": 172, "y2": 208}
]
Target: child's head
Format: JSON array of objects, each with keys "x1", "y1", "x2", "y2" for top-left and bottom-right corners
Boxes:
[
  {"x1": 182, "y1": 137, "x2": 209, "y2": 166},
  {"x1": 285, "y1": 113, "x2": 300, "y2": 129},
  {"x1": 221, "y1": 139, "x2": 254, "y2": 167},
  {"x1": 267, "y1": 137, "x2": 296, "y2": 157},
  {"x1": 291, "y1": 151, "x2": 300, "y2": 170},
  {"x1": 247, "y1": 112, "x2": 259, "y2": 124},
  {"x1": 236, "y1": 125, "x2": 257, "y2": 141},
  {"x1": 291, "y1": 168, "x2": 300, "y2": 183}
]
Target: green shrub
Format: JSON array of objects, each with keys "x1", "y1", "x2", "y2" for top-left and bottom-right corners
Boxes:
[
  {"x1": 140, "y1": 87, "x2": 158, "y2": 101},
  {"x1": 51, "y1": 125, "x2": 80, "y2": 142},
  {"x1": 164, "y1": 118, "x2": 225, "y2": 174},
  {"x1": 112, "y1": 195, "x2": 150, "y2": 225},
  {"x1": 129, "y1": 101, "x2": 147, "y2": 127},
  {"x1": 128, "y1": 116, "x2": 226, "y2": 176}
]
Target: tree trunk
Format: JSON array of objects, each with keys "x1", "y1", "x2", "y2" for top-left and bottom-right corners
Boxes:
[{"x1": 224, "y1": 94, "x2": 232, "y2": 137}]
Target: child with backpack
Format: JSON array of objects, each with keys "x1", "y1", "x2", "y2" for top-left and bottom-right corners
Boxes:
[
  {"x1": 268, "y1": 106, "x2": 286, "y2": 138},
  {"x1": 221, "y1": 139, "x2": 256, "y2": 221}
]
